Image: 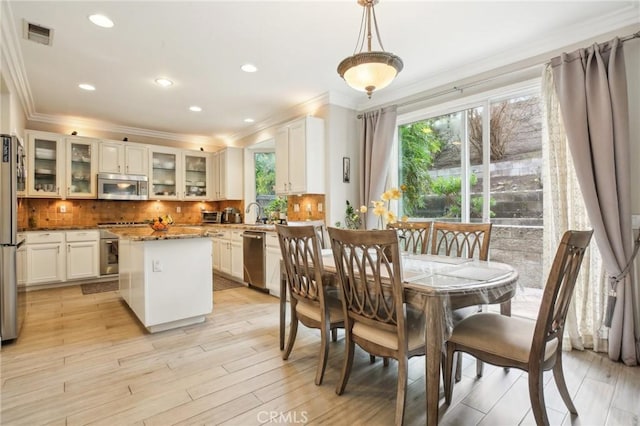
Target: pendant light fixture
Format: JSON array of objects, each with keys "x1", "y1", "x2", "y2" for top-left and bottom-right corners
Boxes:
[{"x1": 337, "y1": 0, "x2": 403, "y2": 98}]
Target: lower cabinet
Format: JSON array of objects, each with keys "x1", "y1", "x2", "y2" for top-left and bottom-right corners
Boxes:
[
  {"x1": 23, "y1": 230, "x2": 99, "y2": 286},
  {"x1": 265, "y1": 232, "x2": 281, "y2": 297},
  {"x1": 17, "y1": 233, "x2": 26, "y2": 286},
  {"x1": 211, "y1": 229, "x2": 243, "y2": 281},
  {"x1": 230, "y1": 230, "x2": 244, "y2": 280},
  {"x1": 66, "y1": 231, "x2": 99, "y2": 280},
  {"x1": 24, "y1": 232, "x2": 65, "y2": 285}
]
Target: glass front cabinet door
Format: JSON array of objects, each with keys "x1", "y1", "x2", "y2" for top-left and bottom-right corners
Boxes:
[
  {"x1": 65, "y1": 137, "x2": 98, "y2": 198},
  {"x1": 27, "y1": 131, "x2": 64, "y2": 198},
  {"x1": 183, "y1": 152, "x2": 209, "y2": 200},
  {"x1": 150, "y1": 149, "x2": 179, "y2": 199}
]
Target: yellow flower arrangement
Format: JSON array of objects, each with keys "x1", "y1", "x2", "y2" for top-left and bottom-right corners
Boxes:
[{"x1": 359, "y1": 186, "x2": 408, "y2": 229}]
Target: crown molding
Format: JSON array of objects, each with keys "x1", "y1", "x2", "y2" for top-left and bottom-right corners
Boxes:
[
  {"x1": 229, "y1": 91, "x2": 336, "y2": 141},
  {"x1": 359, "y1": 3, "x2": 640, "y2": 111},
  {"x1": 1, "y1": 1, "x2": 35, "y2": 117},
  {"x1": 29, "y1": 112, "x2": 215, "y2": 146}
]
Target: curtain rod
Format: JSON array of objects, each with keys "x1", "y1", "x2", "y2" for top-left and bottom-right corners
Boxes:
[{"x1": 357, "y1": 30, "x2": 640, "y2": 119}]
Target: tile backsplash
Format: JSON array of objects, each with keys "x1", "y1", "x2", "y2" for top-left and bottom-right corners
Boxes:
[
  {"x1": 286, "y1": 194, "x2": 326, "y2": 222},
  {"x1": 18, "y1": 198, "x2": 243, "y2": 230}
]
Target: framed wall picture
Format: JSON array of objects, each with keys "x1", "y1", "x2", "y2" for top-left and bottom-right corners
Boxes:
[{"x1": 343, "y1": 157, "x2": 350, "y2": 183}]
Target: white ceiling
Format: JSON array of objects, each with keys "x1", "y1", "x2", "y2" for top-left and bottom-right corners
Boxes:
[{"x1": 5, "y1": 1, "x2": 639, "y2": 147}]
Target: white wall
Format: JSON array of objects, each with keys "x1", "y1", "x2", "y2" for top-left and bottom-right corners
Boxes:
[
  {"x1": 322, "y1": 104, "x2": 359, "y2": 227},
  {"x1": 0, "y1": 63, "x2": 26, "y2": 138}
]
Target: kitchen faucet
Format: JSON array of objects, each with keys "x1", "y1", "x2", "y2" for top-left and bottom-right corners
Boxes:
[{"x1": 245, "y1": 202, "x2": 263, "y2": 224}]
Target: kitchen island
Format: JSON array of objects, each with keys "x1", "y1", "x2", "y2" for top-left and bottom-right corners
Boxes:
[{"x1": 112, "y1": 226, "x2": 212, "y2": 333}]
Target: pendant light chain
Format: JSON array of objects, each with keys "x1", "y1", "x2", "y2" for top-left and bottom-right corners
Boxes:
[
  {"x1": 353, "y1": 5, "x2": 367, "y2": 55},
  {"x1": 370, "y1": 4, "x2": 386, "y2": 52}
]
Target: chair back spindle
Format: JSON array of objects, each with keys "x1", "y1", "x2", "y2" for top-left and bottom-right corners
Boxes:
[
  {"x1": 431, "y1": 222, "x2": 492, "y2": 260},
  {"x1": 387, "y1": 221, "x2": 432, "y2": 254}
]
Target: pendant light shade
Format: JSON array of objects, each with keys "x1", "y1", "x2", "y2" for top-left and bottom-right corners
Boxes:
[{"x1": 337, "y1": 0, "x2": 403, "y2": 98}]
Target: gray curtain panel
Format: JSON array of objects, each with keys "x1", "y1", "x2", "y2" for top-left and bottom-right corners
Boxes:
[
  {"x1": 359, "y1": 105, "x2": 398, "y2": 230},
  {"x1": 550, "y1": 38, "x2": 638, "y2": 365}
]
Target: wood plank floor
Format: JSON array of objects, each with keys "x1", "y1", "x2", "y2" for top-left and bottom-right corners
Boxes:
[{"x1": 1, "y1": 285, "x2": 638, "y2": 425}]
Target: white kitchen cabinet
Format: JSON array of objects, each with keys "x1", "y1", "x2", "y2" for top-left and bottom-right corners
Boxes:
[
  {"x1": 26, "y1": 131, "x2": 65, "y2": 198},
  {"x1": 149, "y1": 147, "x2": 180, "y2": 200},
  {"x1": 230, "y1": 230, "x2": 244, "y2": 280},
  {"x1": 211, "y1": 237, "x2": 222, "y2": 271},
  {"x1": 65, "y1": 230, "x2": 99, "y2": 280},
  {"x1": 24, "y1": 232, "x2": 65, "y2": 285},
  {"x1": 98, "y1": 140, "x2": 148, "y2": 175},
  {"x1": 275, "y1": 116, "x2": 325, "y2": 195},
  {"x1": 182, "y1": 151, "x2": 210, "y2": 200},
  {"x1": 17, "y1": 233, "x2": 26, "y2": 286},
  {"x1": 65, "y1": 137, "x2": 98, "y2": 198},
  {"x1": 99, "y1": 140, "x2": 148, "y2": 175},
  {"x1": 265, "y1": 232, "x2": 282, "y2": 297},
  {"x1": 211, "y1": 229, "x2": 232, "y2": 275},
  {"x1": 211, "y1": 147, "x2": 243, "y2": 200}
]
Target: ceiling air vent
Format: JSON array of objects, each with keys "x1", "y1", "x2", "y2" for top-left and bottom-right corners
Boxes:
[{"x1": 23, "y1": 20, "x2": 54, "y2": 46}]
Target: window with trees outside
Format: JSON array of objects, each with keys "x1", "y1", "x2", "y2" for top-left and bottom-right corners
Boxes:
[
  {"x1": 398, "y1": 92, "x2": 541, "y2": 225},
  {"x1": 254, "y1": 152, "x2": 276, "y2": 210},
  {"x1": 396, "y1": 84, "x2": 544, "y2": 315}
]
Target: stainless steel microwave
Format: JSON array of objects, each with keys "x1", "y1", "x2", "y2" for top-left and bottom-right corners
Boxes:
[{"x1": 97, "y1": 173, "x2": 148, "y2": 200}]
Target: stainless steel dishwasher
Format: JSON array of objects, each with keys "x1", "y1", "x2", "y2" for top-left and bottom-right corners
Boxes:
[{"x1": 242, "y1": 231, "x2": 266, "y2": 290}]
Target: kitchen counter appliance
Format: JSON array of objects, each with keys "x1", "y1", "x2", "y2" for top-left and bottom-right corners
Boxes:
[
  {"x1": 99, "y1": 228, "x2": 119, "y2": 276},
  {"x1": 98, "y1": 173, "x2": 148, "y2": 200},
  {"x1": 222, "y1": 207, "x2": 242, "y2": 224},
  {"x1": 1, "y1": 134, "x2": 26, "y2": 342},
  {"x1": 201, "y1": 211, "x2": 222, "y2": 224},
  {"x1": 243, "y1": 231, "x2": 265, "y2": 290}
]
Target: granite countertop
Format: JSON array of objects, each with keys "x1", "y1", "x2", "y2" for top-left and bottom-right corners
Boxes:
[
  {"x1": 18, "y1": 225, "x2": 98, "y2": 232},
  {"x1": 108, "y1": 226, "x2": 208, "y2": 241},
  {"x1": 19, "y1": 223, "x2": 285, "y2": 235},
  {"x1": 201, "y1": 223, "x2": 276, "y2": 232}
]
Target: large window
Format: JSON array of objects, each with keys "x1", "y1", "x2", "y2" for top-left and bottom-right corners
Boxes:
[
  {"x1": 254, "y1": 151, "x2": 276, "y2": 209},
  {"x1": 398, "y1": 91, "x2": 542, "y2": 227}
]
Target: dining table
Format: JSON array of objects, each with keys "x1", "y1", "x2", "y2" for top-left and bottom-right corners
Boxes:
[{"x1": 279, "y1": 251, "x2": 519, "y2": 425}]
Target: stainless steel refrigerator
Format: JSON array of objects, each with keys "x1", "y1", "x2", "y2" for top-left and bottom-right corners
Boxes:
[{"x1": 1, "y1": 134, "x2": 26, "y2": 342}]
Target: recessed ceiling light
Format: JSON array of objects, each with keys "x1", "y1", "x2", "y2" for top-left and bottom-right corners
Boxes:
[
  {"x1": 241, "y1": 64, "x2": 258, "y2": 73},
  {"x1": 243, "y1": 118, "x2": 255, "y2": 123},
  {"x1": 78, "y1": 83, "x2": 96, "y2": 91},
  {"x1": 189, "y1": 106, "x2": 202, "y2": 112},
  {"x1": 155, "y1": 78, "x2": 173, "y2": 87},
  {"x1": 88, "y1": 14, "x2": 114, "y2": 28}
]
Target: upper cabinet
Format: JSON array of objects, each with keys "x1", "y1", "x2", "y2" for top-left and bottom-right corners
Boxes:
[
  {"x1": 149, "y1": 147, "x2": 180, "y2": 200},
  {"x1": 275, "y1": 116, "x2": 325, "y2": 195},
  {"x1": 183, "y1": 151, "x2": 209, "y2": 200},
  {"x1": 27, "y1": 131, "x2": 64, "y2": 197},
  {"x1": 98, "y1": 140, "x2": 148, "y2": 175},
  {"x1": 65, "y1": 137, "x2": 98, "y2": 198},
  {"x1": 211, "y1": 147, "x2": 243, "y2": 200},
  {"x1": 27, "y1": 131, "x2": 98, "y2": 199}
]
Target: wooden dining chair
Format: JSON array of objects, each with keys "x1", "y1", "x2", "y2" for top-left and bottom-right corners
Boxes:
[
  {"x1": 431, "y1": 221, "x2": 492, "y2": 381},
  {"x1": 328, "y1": 227, "x2": 425, "y2": 426},
  {"x1": 443, "y1": 229, "x2": 592, "y2": 426},
  {"x1": 387, "y1": 221, "x2": 433, "y2": 254},
  {"x1": 276, "y1": 224, "x2": 344, "y2": 386}
]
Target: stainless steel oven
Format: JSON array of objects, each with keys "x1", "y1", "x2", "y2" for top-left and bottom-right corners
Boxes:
[{"x1": 99, "y1": 229, "x2": 119, "y2": 276}]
